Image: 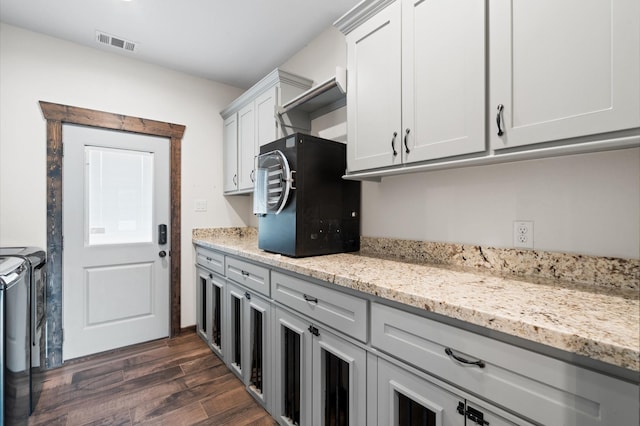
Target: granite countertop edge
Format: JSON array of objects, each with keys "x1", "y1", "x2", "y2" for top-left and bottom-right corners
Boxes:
[{"x1": 193, "y1": 231, "x2": 640, "y2": 374}]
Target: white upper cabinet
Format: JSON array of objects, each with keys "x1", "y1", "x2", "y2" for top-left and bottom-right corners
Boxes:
[
  {"x1": 402, "y1": 0, "x2": 486, "y2": 163},
  {"x1": 337, "y1": 0, "x2": 640, "y2": 178},
  {"x1": 343, "y1": 0, "x2": 486, "y2": 173},
  {"x1": 237, "y1": 101, "x2": 256, "y2": 192},
  {"x1": 256, "y1": 87, "x2": 278, "y2": 147},
  {"x1": 490, "y1": 0, "x2": 640, "y2": 150},
  {"x1": 346, "y1": 1, "x2": 402, "y2": 171},
  {"x1": 222, "y1": 114, "x2": 238, "y2": 193},
  {"x1": 236, "y1": 87, "x2": 281, "y2": 193},
  {"x1": 220, "y1": 69, "x2": 312, "y2": 195}
]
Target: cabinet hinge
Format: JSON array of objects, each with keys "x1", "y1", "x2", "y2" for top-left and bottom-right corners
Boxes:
[{"x1": 457, "y1": 402, "x2": 489, "y2": 425}]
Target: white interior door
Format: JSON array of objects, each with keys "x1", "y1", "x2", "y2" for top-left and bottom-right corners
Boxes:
[{"x1": 62, "y1": 123, "x2": 170, "y2": 361}]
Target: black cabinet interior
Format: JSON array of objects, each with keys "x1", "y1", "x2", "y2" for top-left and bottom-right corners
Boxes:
[
  {"x1": 283, "y1": 326, "x2": 301, "y2": 425},
  {"x1": 398, "y1": 392, "x2": 436, "y2": 426},
  {"x1": 211, "y1": 285, "x2": 221, "y2": 348},
  {"x1": 250, "y1": 308, "x2": 263, "y2": 393},
  {"x1": 324, "y1": 349, "x2": 349, "y2": 425},
  {"x1": 232, "y1": 296, "x2": 242, "y2": 369},
  {"x1": 200, "y1": 277, "x2": 207, "y2": 334}
]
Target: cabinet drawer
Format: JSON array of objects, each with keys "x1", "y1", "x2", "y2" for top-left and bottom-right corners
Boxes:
[
  {"x1": 195, "y1": 247, "x2": 224, "y2": 276},
  {"x1": 371, "y1": 302, "x2": 639, "y2": 426},
  {"x1": 271, "y1": 271, "x2": 367, "y2": 342},
  {"x1": 225, "y1": 256, "x2": 270, "y2": 297}
]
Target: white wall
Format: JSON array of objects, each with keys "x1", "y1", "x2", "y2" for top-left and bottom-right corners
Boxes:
[
  {"x1": 0, "y1": 23, "x2": 250, "y2": 328},
  {"x1": 281, "y1": 27, "x2": 640, "y2": 259},
  {"x1": 3, "y1": 20, "x2": 635, "y2": 336}
]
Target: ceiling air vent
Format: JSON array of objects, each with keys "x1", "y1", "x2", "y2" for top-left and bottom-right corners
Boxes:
[{"x1": 95, "y1": 31, "x2": 137, "y2": 52}]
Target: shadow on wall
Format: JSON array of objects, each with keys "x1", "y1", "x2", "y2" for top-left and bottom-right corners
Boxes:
[{"x1": 225, "y1": 192, "x2": 253, "y2": 226}]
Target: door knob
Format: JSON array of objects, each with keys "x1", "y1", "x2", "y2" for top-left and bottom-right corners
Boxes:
[{"x1": 159, "y1": 250, "x2": 167, "y2": 258}]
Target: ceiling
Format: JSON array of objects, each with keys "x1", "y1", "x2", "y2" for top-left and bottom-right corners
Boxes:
[{"x1": 0, "y1": 0, "x2": 361, "y2": 89}]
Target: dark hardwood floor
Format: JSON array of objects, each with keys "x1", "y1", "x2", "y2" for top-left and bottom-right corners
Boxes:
[{"x1": 29, "y1": 331, "x2": 277, "y2": 425}]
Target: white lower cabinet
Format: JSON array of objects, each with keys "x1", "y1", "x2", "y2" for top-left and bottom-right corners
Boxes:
[
  {"x1": 274, "y1": 306, "x2": 367, "y2": 426},
  {"x1": 371, "y1": 302, "x2": 639, "y2": 426},
  {"x1": 195, "y1": 247, "x2": 639, "y2": 426},
  {"x1": 274, "y1": 307, "x2": 312, "y2": 426},
  {"x1": 225, "y1": 280, "x2": 273, "y2": 412},
  {"x1": 376, "y1": 357, "x2": 523, "y2": 426},
  {"x1": 312, "y1": 323, "x2": 367, "y2": 426},
  {"x1": 195, "y1": 266, "x2": 211, "y2": 344},
  {"x1": 208, "y1": 271, "x2": 225, "y2": 358},
  {"x1": 225, "y1": 281, "x2": 244, "y2": 380},
  {"x1": 271, "y1": 271, "x2": 368, "y2": 343},
  {"x1": 195, "y1": 266, "x2": 225, "y2": 359}
]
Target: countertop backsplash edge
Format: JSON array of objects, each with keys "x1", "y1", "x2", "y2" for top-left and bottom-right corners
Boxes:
[{"x1": 193, "y1": 227, "x2": 639, "y2": 291}]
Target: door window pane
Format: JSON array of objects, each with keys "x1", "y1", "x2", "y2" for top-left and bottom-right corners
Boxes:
[{"x1": 85, "y1": 146, "x2": 153, "y2": 245}]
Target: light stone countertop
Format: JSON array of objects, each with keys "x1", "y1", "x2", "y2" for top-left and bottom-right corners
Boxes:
[{"x1": 193, "y1": 228, "x2": 640, "y2": 374}]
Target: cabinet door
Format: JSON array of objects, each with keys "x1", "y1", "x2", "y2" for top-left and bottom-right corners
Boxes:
[
  {"x1": 222, "y1": 114, "x2": 238, "y2": 193},
  {"x1": 256, "y1": 87, "x2": 278, "y2": 147},
  {"x1": 377, "y1": 359, "x2": 461, "y2": 426},
  {"x1": 209, "y1": 272, "x2": 225, "y2": 358},
  {"x1": 490, "y1": 0, "x2": 640, "y2": 150},
  {"x1": 238, "y1": 102, "x2": 256, "y2": 191},
  {"x1": 346, "y1": 1, "x2": 402, "y2": 172},
  {"x1": 226, "y1": 282, "x2": 245, "y2": 379},
  {"x1": 312, "y1": 327, "x2": 367, "y2": 426},
  {"x1": 274, "y1": 307, "x2": 313, "y2": 426},
  {"x1": 378, "y1": 359, "x2": 523, "y2": 426},
  {"x1": 402, "y1": 0, "x2": 485, "y2": 162},
  {"x1": 243, "y1": 291, "x2": 272, "y2": 411},
  {"x1": 195, "y1": 267, "x2": 211, "y2": 344}
]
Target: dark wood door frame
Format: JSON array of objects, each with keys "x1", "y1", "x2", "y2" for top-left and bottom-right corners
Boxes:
[{"x1": 40, "y1": 101, "x2": 185, "y2": 369}]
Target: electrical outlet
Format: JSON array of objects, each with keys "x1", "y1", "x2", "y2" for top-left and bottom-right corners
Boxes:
[{"x1": 513, "y1": 221, "x2": 534, "y2": 249}]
